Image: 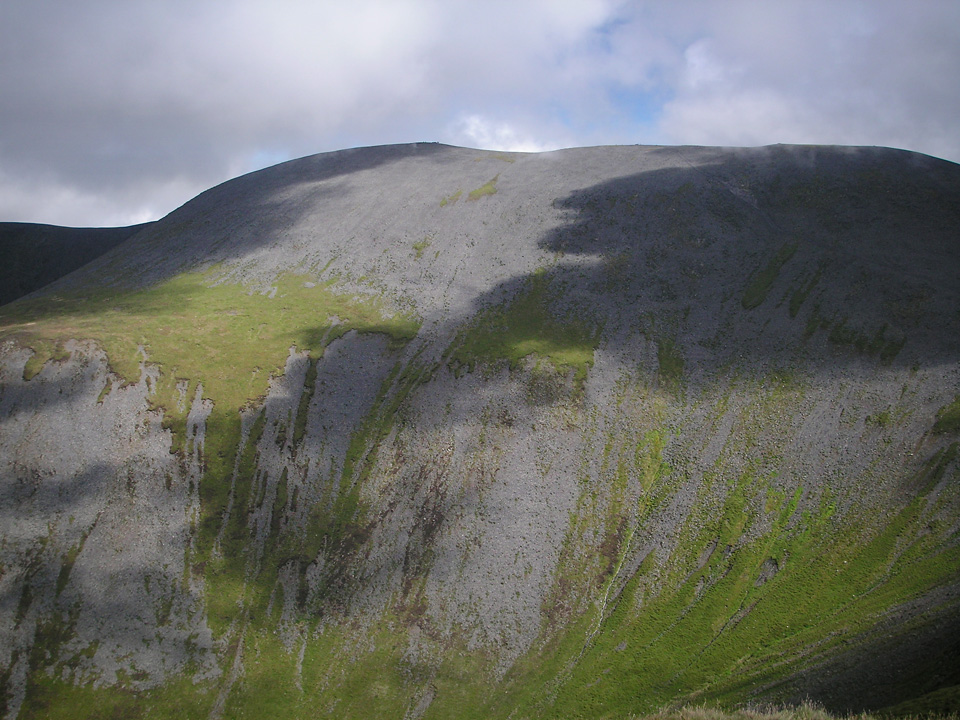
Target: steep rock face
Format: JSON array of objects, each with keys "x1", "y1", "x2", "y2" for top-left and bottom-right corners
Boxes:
[
  {"x1": 0, "y1": 342, "x2": 217, "y2": 715},
  {"x1": 0, "y1": 143, "x2": 959, "y2": 719}
]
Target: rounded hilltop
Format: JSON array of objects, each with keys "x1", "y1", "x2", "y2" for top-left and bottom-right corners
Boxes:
[{"x1": 0, "y1": 141, "x2": 958, "y2": 720}]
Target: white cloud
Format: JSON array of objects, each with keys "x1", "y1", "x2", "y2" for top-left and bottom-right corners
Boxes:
[
  {"x1": 448, "y1": 114, "x2": 564, "y2": 153},
  {"x1": 656, "y1": 0, "x2": 960, "y2": 159},
  {"x1": 0, "y1": 167, "x2": 204, "y2": 228},
  {"x1": 0, "y1": 0, "x2": 958, "y2": 226},
  {"x1": 680, "y1": 40, "x2": 727, "y2": 91}
]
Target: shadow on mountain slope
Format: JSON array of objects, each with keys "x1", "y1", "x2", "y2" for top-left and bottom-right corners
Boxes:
[
  {"x1": 11, "y1": 143, "x2": 958, "y2": 380},
  {"x1": 457, "y1": 144, "x2": 960, "y2": 387},
  {"x1": 433, "y1": 145, "x2": 960, "y2": 712},
  {"x1": 3, "y1": 143, "x2": 959, "y2": 716},
  {"x1": 0, "y1": 222, "x2": 151, "y2": 307},
  {"x1": 0, "y1": 458, "x2": 211, "y2": 714},
  {"x1": 58, "y1": 142, "x2": 459, "y2": 290},
  {"x1": 763, "y1": 583, "x2": 960, "y2": 713}
]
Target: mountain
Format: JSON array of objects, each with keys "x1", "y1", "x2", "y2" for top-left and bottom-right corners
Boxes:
[
  {"x1": 0, "y1": 222, "x2": 151, "y2": 307},
  {"x1": 0, "y1": 142, "x2": 958, "y2": 720}
]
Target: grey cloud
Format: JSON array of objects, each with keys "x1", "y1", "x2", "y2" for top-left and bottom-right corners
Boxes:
[
  {"x1": 0, "y1": 0, "x2": 957, "y2": 226},
  {"x1": 658, "y1": 0, "x2": 960, "y2": 159}
]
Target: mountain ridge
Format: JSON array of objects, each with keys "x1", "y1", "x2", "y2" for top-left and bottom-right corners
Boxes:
[
  {"x1": 0, "y1": 222, "x2": 151, "y2": 307},
  {"x1": 0, "y1": 142, "x2": 958, "y2": 719}
]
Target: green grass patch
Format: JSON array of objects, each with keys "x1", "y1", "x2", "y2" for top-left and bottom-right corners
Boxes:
[
  {"x1": 412, "y1": 237, "x2": 432, "y2": 259},
  {"x1": 865, "y1": 409, "x2": 892, "y2": 428},
  {"x1": 467, "y1": 175, "x2": 499, "y2": 201},
  {"x1": 934, "y1": 396, "x2": 960, "y2": 434},
  {"x1": 545, "y1": 490, "x2": 955, "y2": 717},
  {"x1": 827, "y1": 320, "x2": 905, "y2": 363},
  {"x1": 803, "y1": 308, "x2": 905, "y2": 363},
  {"x1": 440, "y1": 189, "x2": 462, "y2": 207},
  {"x1": 658, "y1": 336, "x2": 685, "y2": 390},
  {"x1": 449, "y1": 271, "x2": 600, "y2": 385},
  {"x1": 292, "y1": 356, "x2": 318, "y2": 446},
  {"x1": 95, "y1": 376, "x2": 113, "y2": 403},
  {"x1": 742, "y1": 243, "x2": 798, "y2": 310},
  {"x1": 21, "y1": 339, "x2": 71, "y2": 380},
  {"x1": 0, "y1": 269, "x2": 420, "y2": 636},
  {"x1": 20, "y1": 672, "x2": 216, "y2": 720},
  {"x1": 1, "y1": 271, "x2": 418, "y2": 409},
  {"x1": 882, "y1": 683, "x2": 960, "y2": 717}
]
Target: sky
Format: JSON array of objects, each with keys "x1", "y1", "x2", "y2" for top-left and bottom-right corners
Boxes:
[{"x1": 1, "y1": 0, "x2": 959, "y2": 227}]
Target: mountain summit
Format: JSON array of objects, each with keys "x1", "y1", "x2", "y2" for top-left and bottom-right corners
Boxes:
[{"x1": 1, "y1": 143, "x2": 959, "y2": 719}]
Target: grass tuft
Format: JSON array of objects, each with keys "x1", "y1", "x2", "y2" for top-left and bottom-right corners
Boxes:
[
  {"x1": 440, "y1": 189, "x2": 462, "y2": 207},
  {"x1": 933, "y1": 396, "x2": 960, "y2": 434},
  {"x1": 468, "y1": 175, "x2": 499, "y2": 201},
  {"x1": 449, "y1": 270, "x2": 599, "y2": 386},
  {"x1": 743, "y1": 243, "x2": 798, "y2": 310},
  {"x1": 412, "y1": 237, "x2": 432, "y2": 259},
  {"x1": 658, "y1": 336, "x2": 685, "y2": 389}
]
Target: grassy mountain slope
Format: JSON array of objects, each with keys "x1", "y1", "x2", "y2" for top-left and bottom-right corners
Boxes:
[{"x1": 0, "y1": 143, "x2": 958, "y2": 719}]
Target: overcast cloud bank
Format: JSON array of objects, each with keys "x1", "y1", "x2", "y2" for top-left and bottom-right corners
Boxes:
[{"x1": 1, "y1": 0, "x2": 958, "y2": 226}]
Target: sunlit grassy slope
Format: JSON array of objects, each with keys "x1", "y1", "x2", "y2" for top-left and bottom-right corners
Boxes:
[{"x1": 0, "y1": 268, "x2": 419, "y2": 564}]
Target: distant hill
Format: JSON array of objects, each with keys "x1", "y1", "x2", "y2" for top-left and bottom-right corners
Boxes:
[
  {"x1": 0, "y1": 143, "x2": 958, "y2": 720},
  {"x1": 0, "y1": 221, "x2": 150, "y2": 306}
]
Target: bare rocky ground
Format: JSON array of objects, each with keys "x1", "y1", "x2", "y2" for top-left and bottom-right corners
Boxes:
[{"x1": 0, "y1": 142, "x2": 958, "y2": 719}]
